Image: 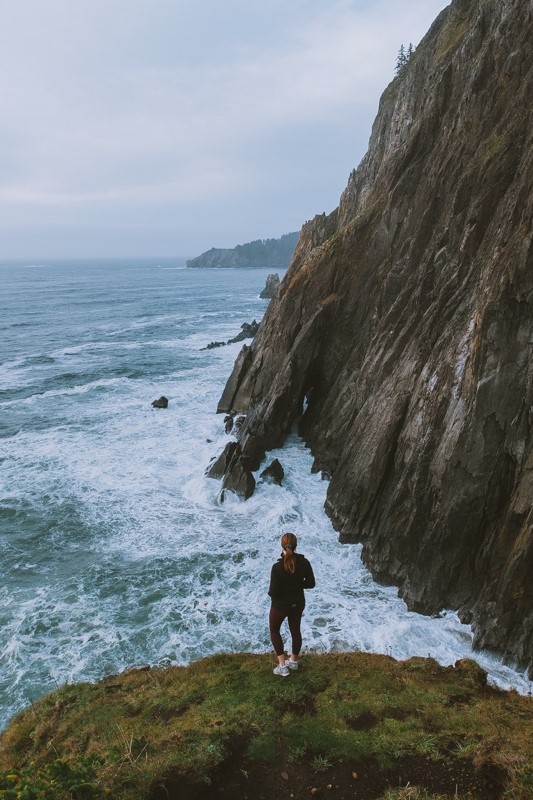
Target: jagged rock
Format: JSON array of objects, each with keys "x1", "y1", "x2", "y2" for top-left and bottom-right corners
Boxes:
[
  {"x1": 260, "y1": 273, "x2": 280, "y2": 299},
  {"x1": 217, "y1": 0, "x2": 533, "y2": 675},
  {"x1": 220, "y1": 455, "x2": 256, "y2": 500},
  {"x1": 233, "y1": 415, "x2": 246, "y2": 434},
  {"x1": 201, "y1": 322, "x2": 259, "y2": 352},
  {"x1": 206, "y1": 442, "x2": 239, "y2": 479},
  {"x1": 237, "y1": 433, "x2": 265, "y2": 473},
  {"x1": 260, "y1": 458, "x2": 284, "y2": 485},
  {"x1": 224, "y1": 415, "x2": 234, "y2": 434},
  {"x1": 217, "y1": 345, "x2": 252, "y2": 413},
  {"x1": 151, "y1": 396, "x2": 168, "y2": 409},
  {"x1": 207, "y1": 441, "x2": 256, "y2": 500},
  {"x1": 227, "y1": 320, "x2": 259, "y2": 344}
]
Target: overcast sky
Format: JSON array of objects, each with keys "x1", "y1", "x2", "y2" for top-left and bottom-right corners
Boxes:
[{"x1": 0, "y1": 0, "x2": 449, "y2": 259}]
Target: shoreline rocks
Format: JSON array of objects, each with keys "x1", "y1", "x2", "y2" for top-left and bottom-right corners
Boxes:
[
  {"x1": 220, "y1": 453, "x2": 256, "y2": 501},
  {"x1": 151, "y1": 396, "x2": 168, "y2": 408},
  {"x1": 259, "y1": 273, "x2": 280, "y2": 299},
  {"x1": 260, "y1": 458, "x2": 284, "y2": 486},
  {"x1": 200, "y1": 320, "x2": 259, "y2": 351},
  {"x1": 206, "y1": 440, "x2": 256, "y2": 500},
  {"x1": 227, "y1": 320, "x2": 259, "y2": 344},
  {"x1": 206, "y1": 442, "x2": 239, "y2": 479}
]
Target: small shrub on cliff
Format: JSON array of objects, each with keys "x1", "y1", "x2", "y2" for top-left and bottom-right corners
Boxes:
[{"x1": 395, "y1": 43, "x2": 414, "y2": 74}]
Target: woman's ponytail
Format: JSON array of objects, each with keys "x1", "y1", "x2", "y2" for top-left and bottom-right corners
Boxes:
[{"x1": 281, "y1": 532, "x2": 297, "y2": 574}]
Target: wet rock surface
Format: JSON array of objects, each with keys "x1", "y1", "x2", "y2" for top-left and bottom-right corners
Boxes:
[
  {"x1": 220, "y1": 446, "x2": 256, "y2": 501},
  {"x1": 260, "y1": 273, "x2": 280, "y2": 299},
  {"x1": 206, "y1": 442, "x2": 239, "y2": 479},
  {"x1": 201, "y1": 321, "x2": 259, "y2": 351},
  {"x1": 233, "y1": 415, "x2": 246, "y2": 435},
  {"x1": 227, "y1": 320, "x2": 259, "y2": 343},
  {"x1": 216, "y1": 0, "x2": 533, "y2": 674},
  {"x1": 151, "y1": 396, "x2": 169, "y2": 408},
  {"x1": 260, "y1": 458, "x2": 285, "y2": 485}
]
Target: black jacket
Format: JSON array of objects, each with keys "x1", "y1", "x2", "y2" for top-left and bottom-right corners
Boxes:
[{"x1": 268, "y1": 553, "x2": 316, "y2": 612}]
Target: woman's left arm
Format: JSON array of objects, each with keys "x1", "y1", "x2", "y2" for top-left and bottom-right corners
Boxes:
[{"x1": 303, "y1": 559, "x2": 316, "y2": 589}]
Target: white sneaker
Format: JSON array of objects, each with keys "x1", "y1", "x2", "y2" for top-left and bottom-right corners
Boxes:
[
  {"x1": 287, "y1": 659, "x2": 298, "y2": 670},
  {"x1": 273, "y1": 664, "x2": 290, "y2": 677}
]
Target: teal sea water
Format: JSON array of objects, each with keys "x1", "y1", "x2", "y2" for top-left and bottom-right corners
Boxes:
[{"x1": 0, "y1": 259, "x2": 529, "y2": 731}]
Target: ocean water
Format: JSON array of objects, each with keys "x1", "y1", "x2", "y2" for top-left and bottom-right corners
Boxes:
[{"x1": 0, "y1": 258, "x2": 530, "y2": 731}]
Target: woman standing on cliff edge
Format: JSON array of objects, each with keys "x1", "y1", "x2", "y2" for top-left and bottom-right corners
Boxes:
[{"x1": 269, "y1": 532, "x2": 316, "y2": 676}]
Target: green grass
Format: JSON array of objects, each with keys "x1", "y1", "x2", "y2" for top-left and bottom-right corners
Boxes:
[
  {"x1": 0, "y1": 653, "x2": 531, "y2": 799},
  {"x1": 435, "y1": 7, "x2": 470, "y2": 62}
]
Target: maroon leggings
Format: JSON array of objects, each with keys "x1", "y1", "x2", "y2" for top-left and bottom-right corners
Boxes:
[{"x1": 269, "y1": 605, "x2": 303, "y2": 657}]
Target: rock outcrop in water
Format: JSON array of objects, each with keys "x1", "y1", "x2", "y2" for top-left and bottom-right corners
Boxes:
[
  {"x1": 260, "y1": 273, "x2": 280, "y2": 299},
  {"x1": 228, "y1": 320, "x2": 259, "y2": 343},
  {"x1": 218, "y1": 0, "x2": 533, "y2": 675},
  {"x1": 151, "y1": 396, "x2": 169, "y2": 409},
  {"x1": 220, "y1": 445, "x2": 256, "y2": 501},
  {"x1": 206, "y1": 442, "x2": 239, "y2": 479},
  {"x1": 260, "y1": 458, "x2": 284, "y2": 486},
  {"x1": 201, "y1": 320, "x2": 259, "y2": 351}
]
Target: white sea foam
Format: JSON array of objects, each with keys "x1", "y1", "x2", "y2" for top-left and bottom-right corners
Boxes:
[
  {"x1": 1, "y1": 265, "x2": 530, "y2": 732},
  {"x1": 52, "y1": 341, "x2": 143, "y2": 357}
]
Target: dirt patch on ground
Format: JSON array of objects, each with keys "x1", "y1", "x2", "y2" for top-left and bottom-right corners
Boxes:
[
  {"x1": 150, "y1": 752, "x2": 500, "y2": 800},
  {"x1": 345, "y1": 710, "x2": 380, "y2": 730}
]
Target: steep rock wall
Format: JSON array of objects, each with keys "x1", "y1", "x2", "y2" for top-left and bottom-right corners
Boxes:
[{"x1": 218, "y1": 0, "x2": 533, "y2": 674}]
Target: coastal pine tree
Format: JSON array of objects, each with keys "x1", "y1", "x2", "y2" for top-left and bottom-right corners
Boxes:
[
  {"x1": 396, "y1": 42, "x2": 415, "y2": 75},
  {"x1": 395, "y1": 44, "x2": 407, "y2": 74}
]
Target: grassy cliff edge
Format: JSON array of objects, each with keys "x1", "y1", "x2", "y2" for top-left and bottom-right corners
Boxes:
[{"x1": 1, "y1": 652, "x2": 531, "y2": 800}]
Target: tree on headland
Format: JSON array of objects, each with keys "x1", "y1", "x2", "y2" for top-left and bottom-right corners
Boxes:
[
  {"x1": 186, "y1": 231, "x2": 299, "y2": 269},
  {"x1": 396, "y1": 44, "x2": 407, "y2": 73},
  {"x1": 396, "y1": 42, "x2": 415, "y2": 75}
]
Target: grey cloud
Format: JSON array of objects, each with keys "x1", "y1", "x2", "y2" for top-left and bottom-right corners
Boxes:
[{"x1": 0, "y1": 0, "x2": 449, "y2": 257}]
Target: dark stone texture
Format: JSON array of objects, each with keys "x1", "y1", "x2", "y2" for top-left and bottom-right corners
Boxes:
[
  {"x1": 216, "y1": 0, "x2": 533, "y2": 675},
  {"x1": 260, "y1": 458, "x2": 285, "y2": 485},
  {"x1": 233, "y1": 415, "x2": 246, "y2": 435},
  {"x1": 260, "y1": 273, "x2": 280, "y2": 299},
  {"x1": 217, "y1": 346, "x2": 252, "y2": 413},
  {"x1": 151, "y1": 396, "x2": 168, "y2": 409},
  {"x1": 227, "y1": 320, "x2": 259, "y2": 344},
  {"x1": 220, "y1": 454, "x2": 256, "y2": 500},
  {"x1": 206, "y1": 442, "x2": 239, "y2": 479},
  {"x1": 207, "y1": 441, "x2": 256, "y2": 499},
  {"x1": 201, "y1": 321, "x2": 259, "y2": 351}
]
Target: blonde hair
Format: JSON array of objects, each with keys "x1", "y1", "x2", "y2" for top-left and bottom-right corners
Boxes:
[{"x1": 281, "y1": 532, "x2": 297, "y2": 574}]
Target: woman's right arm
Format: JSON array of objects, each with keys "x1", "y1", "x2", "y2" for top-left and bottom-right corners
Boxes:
[{"x1": 268, "y1": 564, "x2": 279, "y2": 598}]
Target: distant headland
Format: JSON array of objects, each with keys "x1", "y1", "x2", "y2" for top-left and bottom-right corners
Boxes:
[{"x1": 186, "y1": 231, "x2": 298, "y2": 269}]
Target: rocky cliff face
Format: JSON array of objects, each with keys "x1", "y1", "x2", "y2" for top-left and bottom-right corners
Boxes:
[{"x1": 217, "y1": 0, "x2": 533, "y2": 675}]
